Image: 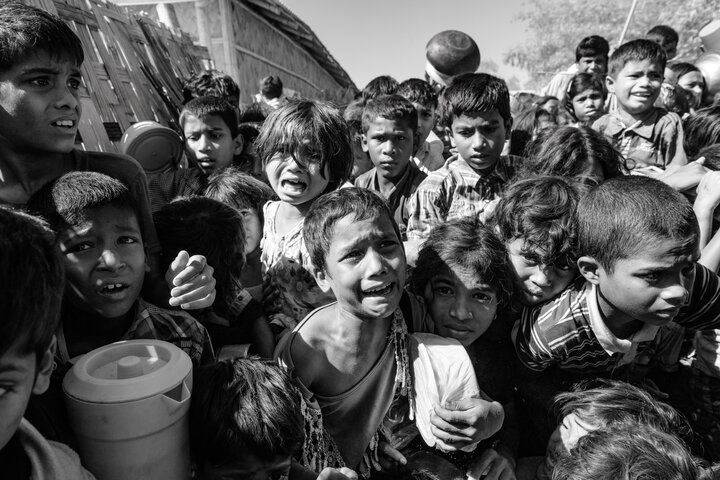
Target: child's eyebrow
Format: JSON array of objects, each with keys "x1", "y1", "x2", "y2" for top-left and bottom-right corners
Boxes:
[{"x1": 20, "y1": 66, "x2": 60, "y2": 76}]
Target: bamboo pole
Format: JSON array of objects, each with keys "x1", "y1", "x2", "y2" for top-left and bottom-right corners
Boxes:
[{"x1": 617, "y1": 0, "x2": 640, "y2": 47}]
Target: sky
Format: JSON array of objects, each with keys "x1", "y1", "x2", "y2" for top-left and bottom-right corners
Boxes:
[{"x1": 280, "y1": 0, "x2": 531, "y2": 90}]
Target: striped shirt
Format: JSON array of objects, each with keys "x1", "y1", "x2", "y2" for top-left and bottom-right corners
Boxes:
[
  {"x1": 514, "y1": 265, "x2": 720, "y2": 373},
  {"x1": 405, "y1": 155, "x2": 517, "y2": 240}
]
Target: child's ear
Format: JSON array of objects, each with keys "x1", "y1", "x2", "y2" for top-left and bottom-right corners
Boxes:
[
  {"x1": 313, "y1": 268, "x2": 333, "y2": 294},
  {"x1": 32, "y1": 336, "x2": 56, "y2": 396},
  {"x1": 577, "y1": 256, "x2": 603, "y2": 285},
  {"x1": 504, "y1": 117, "x2": 513, "y2": 140},
  {"x1": 605, "y1": 75, "x2": 616, "y2": 95},
  {"x1": 233, "y1": 134, "x2": 245, "y2": 156},
  {"x1": 361, "y1": 134, "x2": 369, "y2": 153},
  {"x1": 445, "y1": 127, "x2": 456, "y2": 148}
]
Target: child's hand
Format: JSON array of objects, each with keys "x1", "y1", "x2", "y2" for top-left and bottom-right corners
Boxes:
[
  {"x1": 695, "y1": 170, "x2": 720, "y2": 212},
  {"x1": 467, "y1": 447, "x2": 517, "y2": 480},
  {"x1": 165, "y1": 250, "x2": 217, "y2": 309},
  {"x1": 316, "y1": 467, "x2": 358, "y2": 480},
  {"x1": 377, "y1": 441, "x2": 407, "y2": 471},
  {"x1": 656, "y1": 157, "x2": 709, "y2": 191},
  {"x1": 429, "y1": 398, "x2": 504, "y2": 451}
]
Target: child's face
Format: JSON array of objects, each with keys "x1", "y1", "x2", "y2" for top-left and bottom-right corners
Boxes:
[
  {"x1": 265, "y1": 145, "x2": 330, "y2": 209},
  {"x1": 183, "y1": 113, "x2": 239, "y2": 175},
  {"x1": 449, "y1": 112, "x2": 510, "y2": 172},
  {"x1": 58, "y1": 204, "x2": 147, "y2": 320},
  {"x1": 545, "y1": 412, "x2": 596, "y2": 473},
  {"x1": 0, "y1": 339, "x2": 53, "y2": 451},
  {"x1": 572, "y1": 88, "x2": 604, "y2": 123},
  {"x1": 677, "y1": 71, "x2": 704, "y2": 109},
  {"x1": 202, "y1": 451, "x2": 292, "y2": 480},
  {"x1": 240, "y1": 206, "x2": 262, "y2": 254},
  {"x1": 0, "y1": 52, "x2": 82, "y2": 156},
  {"x1": 362, "y1": 116, "x2": 414, "y2": 181},
  {"x1": 606, "y1": 59, "x2": 663, "y2": 117},
  {"x1": 412, "y1": 102, "x2": 437, "y2": 146},
  {"x1": 507, "y1": 239, "x2": 577, "y2": 306},
  {"x1": 585, "y1": 237, "x2": 696, "y2": 327},
  {"x1": 423, "y1": 266, "x2": 499, "y2": 347},
  {"x1": 315, "y1": 212, "x2": 406, "y2": 320},
  {"x1": 577, "y1": 55, "x2": 607, "y2": 74}
]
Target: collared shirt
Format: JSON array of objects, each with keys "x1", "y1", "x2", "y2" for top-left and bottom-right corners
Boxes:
[
  {"x1": 405, "y1": 155, "x2": 517, "y2": 240},
  {"x1": 57, "y1": 298, "x2": 214, "y2": 368},
  {"x1": 513, "y1": 265, "x2": 720, "y2": 373},
  {"x1": 592, "y1": 108, "x2": 686, "y2": 169},
  {"x1": 354, "y1": 162, "x2": 426, "y2": 240}
]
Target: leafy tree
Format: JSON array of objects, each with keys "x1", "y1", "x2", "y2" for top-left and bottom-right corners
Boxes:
[{"x1": 505, "y1": 0, "x2": 720, "y2": 89}]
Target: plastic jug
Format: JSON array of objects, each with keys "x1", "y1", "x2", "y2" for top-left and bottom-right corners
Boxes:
[
  {"x1": 696, "y1": 20, "x2": 720, "y2": 97},
  {"x1": 63, "y1": 339, "x2": 193, "y2": 480}
]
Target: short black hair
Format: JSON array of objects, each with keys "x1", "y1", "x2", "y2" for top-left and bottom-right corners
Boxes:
[
  {"x1": 577, "y1": 176, "x2": 698, "y2": 272},
  {"x1": 411, "y1": 217, "x2": 513, "y2": 309},
  {"x1": 259, "y1": 75, "x2": 283, "y2": 99},
  {"x1": 521, "y1": 126, "x2": 624, "y2": 182},
  {"x1": 492, "y1": 176, "x2": 582, "y2": 268},
  {"x1": 575, "y1": 35, "x2": 610, "y2": 62},
  {"x1": 27, "y1": 171, "x2": 141, "y2": 238},
  {"x1": 683, "y1": 105, "x2": 720, "y2": 159},
  {"x1": 180, "y1": 95, "x2": 239, "y2": 139},
  {"x1": 361, "y1": 75, "x2": 399, "y2": 102},
  {"x1": 608, "y1": 39, "x2": 666, "y2": 77},
  {"x1": 361, "y1": 94, "x2": 418, "y2": 135},
  {"x1": 182, "y1": 69, "x2": 240, "y2": 106},
  {"x1": 256, "y1": 99, "x2": 353, "y2": 191},
  {"x1": 154, "y1": 196, "x2": 245, "y2": 312},
  {"x1": 0, "y1": 2, "x2": 83, "y2": 73},
  {"x1": 669, "y1": 62, "x2": 701, "y2": 80},
  {"x1": 204, "y1": 166, "x2": 276, "y2": 221},
  {"x1": 396, "y1": 78, "x2": 438, "y2": 109},
  {"x1": 304, "y1": 187, "x2": 401, "y2": 272},
  {"x1": 0, "y1": 206, "x2": 64, "y2": 359},
  {"x1": 647, "y1": 25, "x2": 679, "y2": 46},
  {"x1": 439, "y1": 73, "x2": 511, "y2": 128},
  {"x1": 189, "y1": 358, "x2": 304, "y2": 467}
]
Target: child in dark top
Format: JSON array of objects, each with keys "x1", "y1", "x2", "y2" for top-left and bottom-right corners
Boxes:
[
  {"x1": 592, "y1": 39, "x2": 687, "y2": 170},
  {"x1": 154, "y1": 196, "x2": 274, "y2": 358},
  {"x1": 411, "y1": 218, "x2": 518, "y2": 480},
  {"x1": 396, "y1": 79, "x2": 445, "y2": 173},
  {"x1": 25, "y1": 172, "x2": 213, "y2": 448},
  {"x1": 0, "y1": 206, "x2": 94, "y2": 480},
  {"x1": 204, "y1": 167, "x2": 276, "y2": 302},
  {"x1": 355, "y1": 95, "x2": 426, "y2": 240},
  {"x1": 0, "y1": 3, "x2": 214, "y2": 311}
]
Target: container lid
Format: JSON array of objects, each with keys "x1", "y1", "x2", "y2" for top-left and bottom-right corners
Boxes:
[
  {"x1": 63, "y1": 339, "x2": 192, "y2": 404},
  {"x1": 120, "y1": 121, "x2": 183, "y2": 173},
  {"x1": 425, "y1": 30, "x2": 481, "y2": 76}
]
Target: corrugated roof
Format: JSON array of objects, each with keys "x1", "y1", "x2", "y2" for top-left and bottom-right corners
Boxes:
[{"x1": 241, "y1": 0, "x2": 356, "y2": 91}]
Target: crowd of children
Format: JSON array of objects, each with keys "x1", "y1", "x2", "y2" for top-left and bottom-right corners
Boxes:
[{"x1": 5, "y1": 2, "x2": 720, "y2": 480}]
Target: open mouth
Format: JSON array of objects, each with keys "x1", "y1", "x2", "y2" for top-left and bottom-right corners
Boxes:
[
  {"x1": 363, "y1": 282, "x2": 394, "y2": 296},
  {"x1": 281, "y1": 179, "x2": 307, "y2": 191},
  {"x1": 52, "y1": 119, "x2": 76, "y2": 129},
  {"x1": 99, "y1": 282, "x2": 129, "y2": 297}
]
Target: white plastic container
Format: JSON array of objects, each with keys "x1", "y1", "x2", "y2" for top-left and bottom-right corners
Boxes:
[{"x1": 63, "y1": 340, "x2": 193, "y2": 480}]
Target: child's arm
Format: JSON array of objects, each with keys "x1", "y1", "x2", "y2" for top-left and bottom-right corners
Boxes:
[
  {"x1": 662, "y1": 114, "x2": 688, "y2": 169},
  {"x1": 700, "y1": 229, "x2": 720, "y2": 273},
  {"x1": 428, "y1": 397, "x2": 505, "y2": 451},
  {"x1": 694, "y1": 171, "x2": 720, "y2": 252}
]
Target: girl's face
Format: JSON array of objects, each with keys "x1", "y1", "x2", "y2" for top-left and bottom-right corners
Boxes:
[
  {"x1": 265, "y1": 148, "x2": 330, "y2": 209},
  {"x1": 423, "y1": 266, "x2": 499, "y2": 347},
  {"x1": 572, "y1": 88, "x2": 604, "y2": 123},
  {"x1": 677, "y1": 71, "x2": 704, "y2": 109}
]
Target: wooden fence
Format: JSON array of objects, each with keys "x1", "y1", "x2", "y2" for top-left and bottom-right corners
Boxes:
[{"x1": 25, "y1": 0, "x2": 212, "y2": 152}]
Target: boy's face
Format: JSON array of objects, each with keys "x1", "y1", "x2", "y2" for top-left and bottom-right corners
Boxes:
[
  {"x1": 508, "y1": 239, "x2": 577, "y2": 306},
  {"x1": 606, "y1": 59, "x2": 663, "y2": 117},
  {"x1": 0, "y1": 338, "x2": 54, "y2": 451},
  {"x1": 0, "y1": 52, "x2": 82, "y2": 156},
  {"x1": 202, "y1": 451, "x2": 291, "y2": 480},
  {"x1": 581, "y1": 237, "x2": 696, "y2": 327},
  {"x1": 577, "y1": 55, "x2": 607, "y2": 74},
  {"x1": 412, "y1": 102, "x2": 436, "y2": 146},
  {"x1": 58, "y1": 204, "x2": 147, "y2": 320},
  {"x1": 648, "y1": 35, "x2": 677, "y2": 60},
  {"x1": 265, "y1": 144, "x2": 330, "y2": 208},
  {"x1": 240, "y1": 207, "x2": 262, "y2": 254},
  {"x1": 183, "y1": 113, "x2": 240, "y2": 175},
  {"x1": 423, "y1": 266, "x2": 499, "y2": 347},
  {"x1": 315, "y1": 212, "x2": 406, "y2": 320},
  {"x1": 362, "y1": 116, "x2": 414, "y2": 181},
  {"x1": 449, "y1": 112, "x2": 510, "y2": 172}
]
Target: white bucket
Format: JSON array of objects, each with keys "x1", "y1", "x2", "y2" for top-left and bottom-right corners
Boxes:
[{"x1": 63, "y1": 340, "x2": 193, "y2": 480}]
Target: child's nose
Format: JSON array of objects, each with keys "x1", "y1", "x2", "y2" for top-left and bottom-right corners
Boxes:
[
  {"x1": 450, "y1": 299, "x2": 473, "y2": 321},
  {"x1": 98, "y1": 248, "x2": 124, "y2": 271},
  {"x1": 472, "y1": 132, "x2": 487, "y2": 150},
  {"x1": 199, "y1": 135, "x2": 213, "y2": 151},
  {"x1": 364, "y1": 249, "x2": 387, "y2": 276},
  {"x1": 531, "y1": 266, "x2": 554, "y2": 288},
  {"x1": 54, "y1": 84, "x2": 79, "y2": 111}
]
